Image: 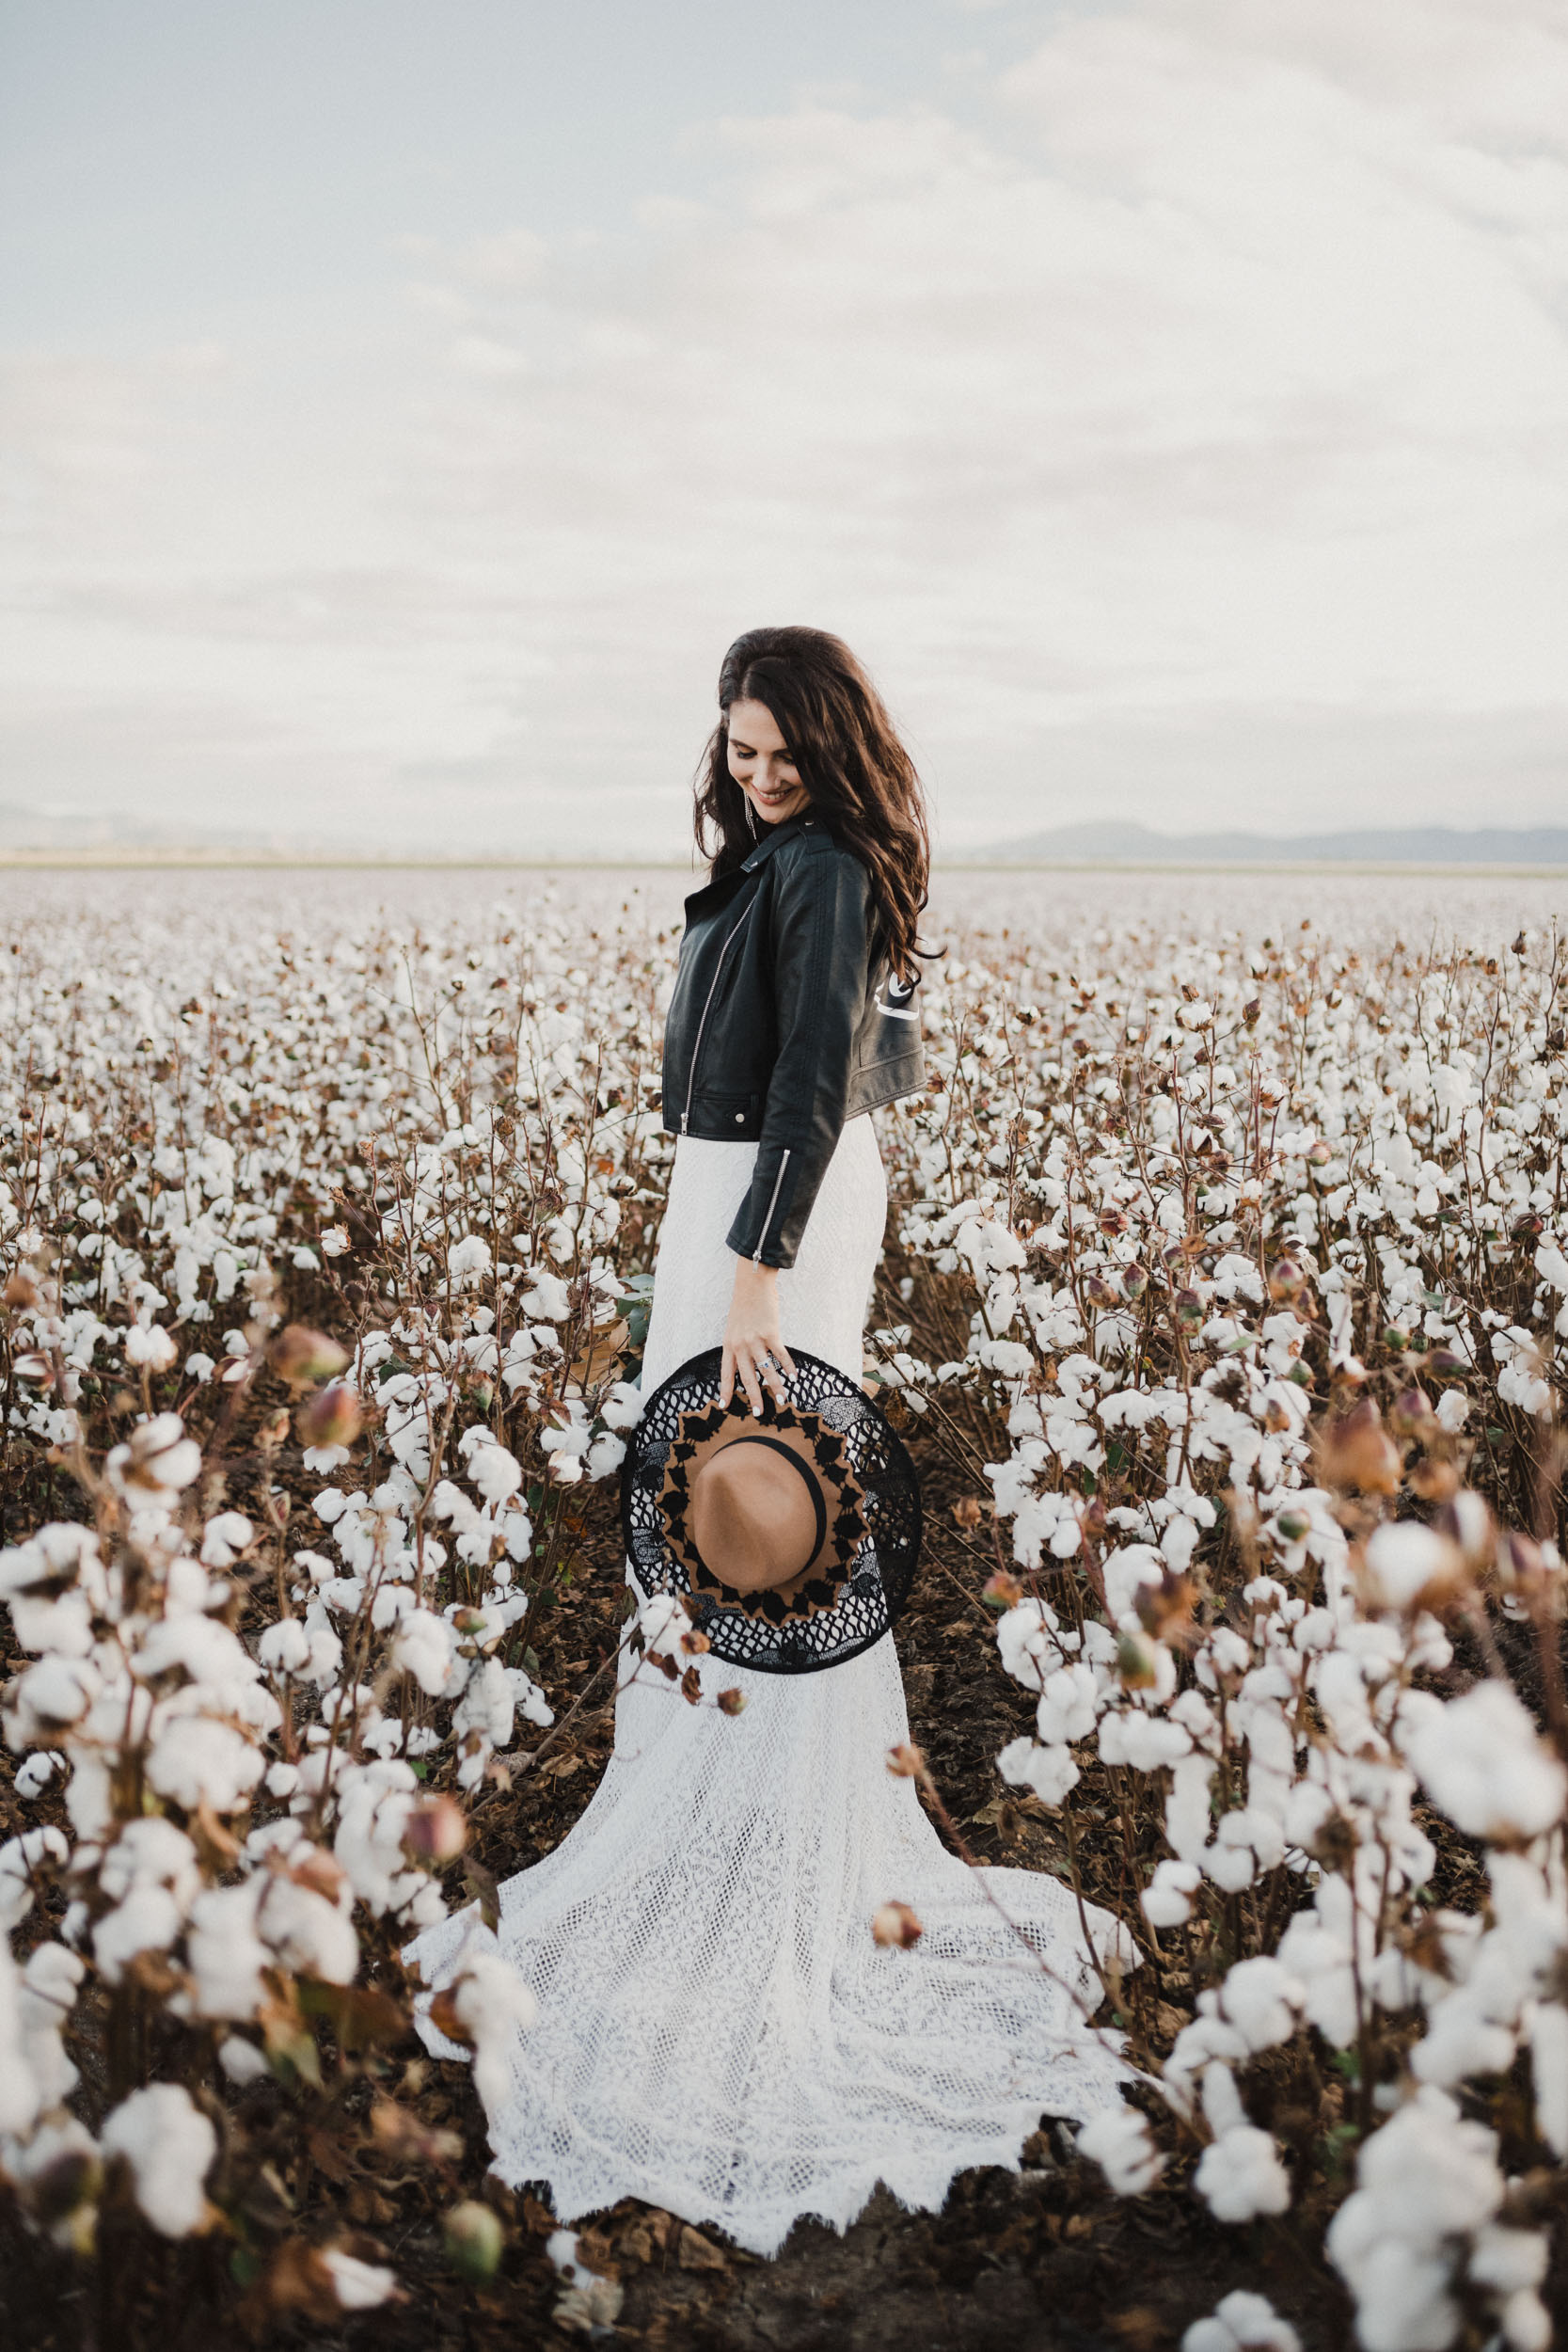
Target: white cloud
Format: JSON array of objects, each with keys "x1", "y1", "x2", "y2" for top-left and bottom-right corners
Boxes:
[{"x1": 3, "y1": 0, "x2": 1566, "y2": 851}]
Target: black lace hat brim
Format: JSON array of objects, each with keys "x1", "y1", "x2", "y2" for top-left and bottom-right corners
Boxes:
[{"x1": 620, "y1": 1344, "x2": 922, "y2": 1676}]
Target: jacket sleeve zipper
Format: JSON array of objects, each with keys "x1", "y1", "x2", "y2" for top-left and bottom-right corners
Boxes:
[
  {"x1": 752, "y1": 1147, "x2": 790, "y2": 1263},
  {"x1": 680, "y1": 898, "x2": 756, "y2": 1134}
]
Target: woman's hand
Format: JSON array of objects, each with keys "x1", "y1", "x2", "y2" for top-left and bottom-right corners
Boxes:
[{"x1": 721, "y1": 1258, "x2": 798, "y2": 1415}]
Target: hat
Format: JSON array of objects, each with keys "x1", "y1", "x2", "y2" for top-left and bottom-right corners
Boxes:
[{"x1": 621, "y1": 1344, "x2": 922, "y2": 1675}]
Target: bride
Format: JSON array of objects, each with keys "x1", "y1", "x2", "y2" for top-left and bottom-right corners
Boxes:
[{"x1": 405, "y1": 626, "x2": 1134, "y2": 2258}]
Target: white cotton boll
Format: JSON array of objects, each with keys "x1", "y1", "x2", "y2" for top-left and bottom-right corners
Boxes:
[
  {"x1": 1035, "y1": 1662, "x2": 1099, "y2": 1745},
  {"x1": 1405, "y1": 1680, "x2": 1567, "y2": 1841},
  {"x1": 14, "y1": 1750, "x2": 63, "y2": 1800},
  {"x1": 1467, "y1": 2225, "x2": 1548, "y2": 2296},
  {"x1": 639, "y1": 1593, "x2": 690, "y2": 1661},
  {"x1": 304, "y1": 1624, "x2": 342, "y2": 1688},
  {"x1": 258, "y1": 1878, "x2": 358, "y2": 1985},
  {"x1": 586, "y1": 1431, "x2": 626, "y2": 1480},
  {"x1": 520, "y1": 1269, "x2": 572, "y2": 1321},
  {"x1": 547, "y1": 2226, "x2": 584, "y2": 2278},
  {"x1": 1101, "y1": 1544, "x2": 1165, "y2": 1619},
  {"x1": 94, "y1": 1885, "x2": 183, "y2": 1984},
  {"x1": 1201, "y1": 2060, "x2": 1245, "y2": 2137},
  {"x1": 320, "y1": 2249, "x2": 400, "y2": 2310},
  {"x1": 146, "y1": 1715, "x2": 265, "y2": 1814},
  {"x1": 430, "y1": 1476, "x2": 480, "y2": 1533},
  {"x1": 996, "y1": 1735, "x2": 1080, "y2": 1807},
  {"x1": 1329, "y1": 2086, "x2": 1506, "y2": 2346},
  {"x1": 1434, "y1": 1390, "x2": 1470, "y2": 1433},
  {"x1": 120, "y1": 1414, "x2": 203, "y2": 1492},
  {"x1": 0, "y1": 1943, "x2": 40, "y2": 2137},
  {"x1": 102, "y1": 2083, "x2": 216, "y2": 2237},
  {"x1": 447, "y1": 1234, "x2": 492, "y2": 1286},
  {"x1": 218, "y1": 2034, "x2": 270, "y2": 2086},
  {"x1": 1075, "y1": 2104, "x2": 1165, "y2": 2194},
  {"x1": 1204, "y1": 1811, "x2": 1279, "y2": 1891},
  {"x1": 1497, "y1": 2290, "x2": 1551, "y2": 2352},
  {"x1": 1497, "y1": 1357, "x2": 1552, "y2": 1416},
  {"x1": 8, "y1": 1653, "x2": 99, "y2": 1742},
  {"x1": 1410, "y1": 1989, "x2": 1516, "y2": 2087},
  {"x1": 1163, "y1": 1516, "x2": 1201, "y2": 1573},
  {"x1": 540, "y1": 1413, "x2": 594, "y2": 1461},
  {"x1": 392, "y1": 1608, "x2": 456, "y2": 1695},
  {"x1": 1528, "y1": 2002, "x2": 1568, "y2": 2157},
  {"x1": 508, "y1": 1662, "x2": 554, "y2": 1729},
  {"x1": 454, "y1": 1656, "x2": 516, "y2": 1751},
  {"x1": 1165, "y1": 1753, "x2": 1216, "y2": 1865},
  {"x1": 1361, "y1": 1522, "x2": 1462, "y2": 1613},
  {"x1": 183, "y1": 1883, "x2": 269, "y2": 2019},
  {"x1": 1275, "y1": 1914, "x2": 1358, "y2": 2051},
  {"x1": 994, "y1": 1597, "x2": 1065, "y2": 1690},
  {"x1": 64, "y1": 1756, "x2": 113, "y2": 1845},
  {"x1": 199, "y1": 1510, "x2": 253, "y2": 1568},
  {"x1": 125, "y1": 1323, "x2": 179, "y2": 1372},
  {"x1": 1, "y1": 1827, "x2": 71, "y2": 1932},
  {"x1": 467, "y1": 1442, "x2": 522, "y2": 1504},
  {"x1": 1099, "y1": 1710, "x2": 1192, "y2": 1771},
  {"x1": 259, "y1": 1617, "x2": 311, "y2": 1677},
  {"x1": 1330, "y1": 2222, "x2": 1456, "y2": 2352},
  {"x1": 302, "y1": 1442, "x2": 350, "y2": 1473},
  {"x1": 600, "y1": 1380, "x2": 642, "y2": 1431},
  {"x1": 1169, "y1": 1688, "x2": 1217, "y2": 1743},
  {"x1": 1194, "y1": 2123, "x2": 1291, "y2": 2223},
  {"x1": 1218, "y1": 1956, "x2": 1303, "y2": 2053},
  {"x1": 1182, "y1": 2290, "x2": 1302, "y2": 2352},
  {"x1": 313, "y1": 1487, "x2": 348, "y2": 1524},
  {"x1": 1142, "y1": 1858, "x2": 1202, "y2": 1928},
  {"x1": 184, "y1": 1352, "x2": 215, "y2": 1382},
  {"x1": 18, "y1": 1942, "x2": 84, "y2": 2108},
  {"x1": 452, "y1": 1950, "x2": 536, "y2": 2117},
  {"x1": 404, "y1": 1877, "x2": 447, "y2": 1929},
  {"x1": 333, "y1": 1757, "x2": 421, "y2": 1914}
]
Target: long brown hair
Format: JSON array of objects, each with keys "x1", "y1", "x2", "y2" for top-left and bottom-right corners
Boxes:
[{"x1": 693, "y1": 626, "x2": 933, "y2": 985}]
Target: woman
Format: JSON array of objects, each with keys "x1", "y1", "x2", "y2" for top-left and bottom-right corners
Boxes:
[{"x1": 407, "y1": 628, "x2": 1133, "y2": 2258}]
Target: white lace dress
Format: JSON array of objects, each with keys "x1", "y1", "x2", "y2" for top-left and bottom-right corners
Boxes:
[{"x1": 404, "y1": 1113, "x2": 1136, "y2": 2258}]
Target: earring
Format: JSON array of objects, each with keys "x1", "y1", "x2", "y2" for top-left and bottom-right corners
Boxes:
[{"x1": 744, "y1": 796, "x2": 758, "y2": 839}]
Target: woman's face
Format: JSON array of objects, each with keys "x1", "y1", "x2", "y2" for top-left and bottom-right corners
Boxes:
[{"x1": 725, "y1": 697, "x2": 811, "y2": 826}]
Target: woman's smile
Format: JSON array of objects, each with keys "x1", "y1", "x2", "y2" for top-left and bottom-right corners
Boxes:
[{"x1": 726, "y1": 694, "x2": 812, "y2": 825}]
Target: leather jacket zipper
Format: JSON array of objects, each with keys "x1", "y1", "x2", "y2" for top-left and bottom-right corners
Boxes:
[
  {"x1": 680, "y1": 899, "x2": 756, "y2": 1134},
  {"x1": 753, "y1": 1148, "x2": 790, "y2": 1263}
]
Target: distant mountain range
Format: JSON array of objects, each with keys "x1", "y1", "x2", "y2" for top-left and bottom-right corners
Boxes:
[
  {"x1": 971, "y1": 822, "x2": 1568, "y2": 869},
  {"x1": 5, "y1": 802, "x2": 1565, "y2": 872}
]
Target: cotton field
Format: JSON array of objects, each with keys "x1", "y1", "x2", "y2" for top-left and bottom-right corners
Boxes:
[{"x1": 1, "y1": 865, "x2": 1565, "y2": 2350}]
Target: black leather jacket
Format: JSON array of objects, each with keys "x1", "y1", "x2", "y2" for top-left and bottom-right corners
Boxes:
[{"x1": 660, "y1": 812, "x2": 925, "y2": 1269}]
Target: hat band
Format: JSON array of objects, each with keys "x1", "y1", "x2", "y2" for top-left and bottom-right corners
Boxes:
[{"x1": 697, "y1": 1433, "x2": 828, "y2": 1565}]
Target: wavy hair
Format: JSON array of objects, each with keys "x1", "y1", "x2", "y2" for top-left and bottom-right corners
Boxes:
[{"x1": 694, "y1": 626, "x2": 934, "y2": 985}]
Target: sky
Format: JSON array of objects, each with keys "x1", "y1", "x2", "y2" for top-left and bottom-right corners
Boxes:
[{"x1": 2, "y1": 0, "x2": 1566, "y2": 859}]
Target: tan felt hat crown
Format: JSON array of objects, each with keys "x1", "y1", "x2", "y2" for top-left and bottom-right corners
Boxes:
[{"x1": 657, "y1": 1394, "x2": 869, "y2": 1627}]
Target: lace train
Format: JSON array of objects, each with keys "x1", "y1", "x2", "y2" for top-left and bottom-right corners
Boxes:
[{"x1": 404, "y1": 1113, "x2": 1137, "y2": 2257}]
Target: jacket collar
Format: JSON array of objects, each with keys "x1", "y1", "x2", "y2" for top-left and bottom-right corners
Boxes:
[
  {"x1": 683, "y1": 812, "x2": 816, "y2": 918},
  {"x1": 739, "y1": 811, "x2": 814, "y2": 874}
]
